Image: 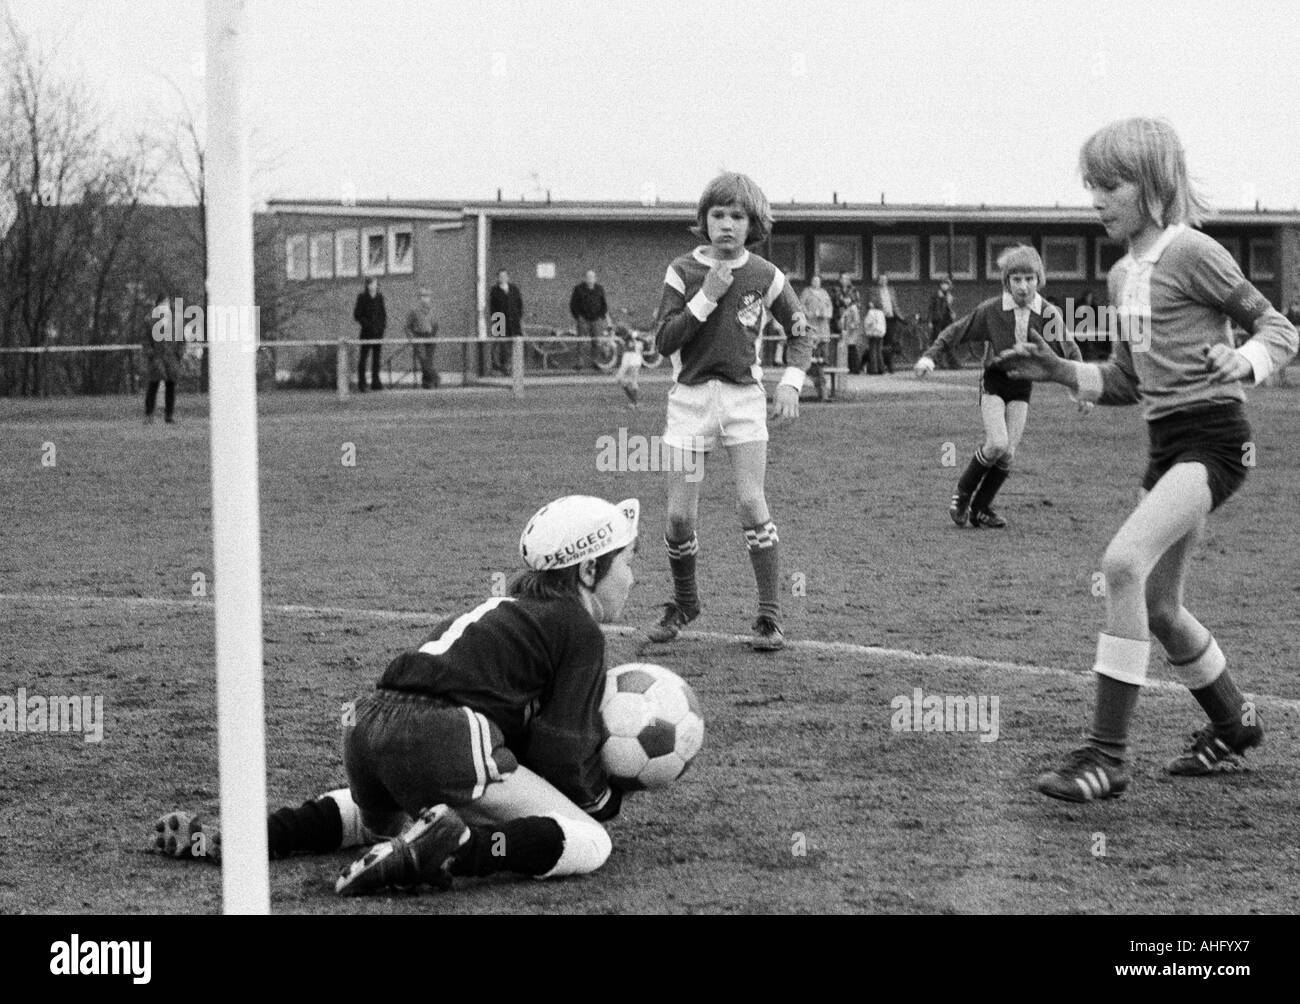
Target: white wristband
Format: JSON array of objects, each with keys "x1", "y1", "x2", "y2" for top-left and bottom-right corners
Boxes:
[
  {"x1": 778, "y1": 367, "x2": 806, "y2": 391},
  {"x1": 687, "y1": 291, "x2": 717, "y2": 322},
  {"x1": 1067, "y1": 360, "x2": 1103, "y2": 402},
  {"x1": 1237, "y1": 341, "x2": 1274, "y2": 384}
]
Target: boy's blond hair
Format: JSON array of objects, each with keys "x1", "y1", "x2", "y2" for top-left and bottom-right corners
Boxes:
[
  {"x1": 691, "y1": 172, "x2": 775, "y2": 246},
  {"x1": 997, "y1": 245, "x2": 1045, "y2": 289},
  {"x1": 1079, "y1": 117, "x2": 1210, "y2": 228}
]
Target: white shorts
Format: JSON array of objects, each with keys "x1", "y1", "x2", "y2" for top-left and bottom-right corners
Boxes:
[{"x1": 663, "y1": 380, "x2": 768, "y2": 453}]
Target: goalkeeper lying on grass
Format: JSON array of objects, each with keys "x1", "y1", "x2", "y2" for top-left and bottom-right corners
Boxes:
[{"x1": 151, "y1": 495, "x2": 639, "y2": 895}]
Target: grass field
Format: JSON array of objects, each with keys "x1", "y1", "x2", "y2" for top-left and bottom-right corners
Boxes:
[{"x1": 3, "y1": 371, "x2": 1299, "y2": 914}]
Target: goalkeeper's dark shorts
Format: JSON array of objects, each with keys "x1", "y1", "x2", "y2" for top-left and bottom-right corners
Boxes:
[{"x1": 342, "y1": 688, "x2": 518, "y2": 817}]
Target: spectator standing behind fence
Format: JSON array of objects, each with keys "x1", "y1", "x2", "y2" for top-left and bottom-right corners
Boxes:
[
  {"x1": 143, "y1": 293, "x2": 184, "y2": 424},
  {"x1": 353, "y1": 278, "x2": 387, "y2": 392},
  {"x1": 861, "y1": 300, "x2": 885, "y2": 375},
  {"x1": 570, "y1": 269, "x2": 610, "y2": 370},
  {"x1": 406, "y1": 287, "x2": 440, "y2": 388},
  {"x1": 928, "y1": 276, "x2": 960, "y2": 369},
  {"x1": 800, "y1": 274, "x2": 834, "y2": 370},
  {"x1": 488, "y1": 269, "x2": 524, "y2": 375},
  {"x1": 874, "y1": 275, "x2": 899, "y2": 374},
  {"x1": 831, "y1": 272, "x2": 862, "y2": 372}
]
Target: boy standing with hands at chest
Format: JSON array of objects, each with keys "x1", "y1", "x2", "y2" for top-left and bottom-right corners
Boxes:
[{"x1": 647, "y1": 172, "x2": 814, "y2": 651}]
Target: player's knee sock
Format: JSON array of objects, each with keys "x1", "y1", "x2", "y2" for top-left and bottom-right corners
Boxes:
[
  {"x1": 956, "y1": 450, "x2": 992, "y2": 497},
  {"x1": 665, "y1": 534, "x2": 699, "y2": 613},
  {"x1": 447, "y1": 816, "x2": 566, "y2": 878},
  {"x1": 621, "y1": 382, "x2": 636, "y2": 403},
  {"x1": 267, "y1": 791, "x2": 345, "y2": 858},
  {"x1": 1170, "y1": 636, "x2": 1246, "y2": 729},
  {"x1": 1085, "y1": 634, "x2": 1149, "y2": 760},
  {"x1": 744, "y1": 521, "x2": 780, "y2": 622},
  {"x1": 971, "y1": 458, "x2": 1010, "y2": 512}
]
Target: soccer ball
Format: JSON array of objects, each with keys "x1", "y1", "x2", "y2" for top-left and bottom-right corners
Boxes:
[{"x1": 600, "y1": 663, "x2": 704, "y2": 789}]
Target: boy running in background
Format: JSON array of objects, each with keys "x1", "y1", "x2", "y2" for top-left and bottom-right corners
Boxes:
[
  {"x1": 613, "y1": 321, "x2": 644, "y2": 408},
  {"x1": 915, "y1": 245, "x2": 1085, "y2": 528},
  {"x1": 647, "y1": 172, "x2": 814, "y2": 651},
  {"x1": 997, "y1": 117, "x2": 1297, "y2": 801}
]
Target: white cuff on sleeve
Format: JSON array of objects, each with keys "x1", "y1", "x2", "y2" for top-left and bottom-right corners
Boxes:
[
  {"x1": 687, "y1": 291, "x2": 717, "y2": 322},
  {"x1": 1068, "y1": 360, "x2": 1103, "y2": 402},
  {"x1": 778, "y1": 367, "x2": 806, "y2": 391},
  {"x1": 1237, "y1": 341, "x2": 1274, "y2": 385},
  {"x1": 915, "y1": 356, "x2": 935, "y2": 374}
]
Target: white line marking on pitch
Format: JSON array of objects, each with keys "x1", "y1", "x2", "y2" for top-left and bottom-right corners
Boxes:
[{"x1": 3, "y1": 591, "x2": 1297, "y2": 711}]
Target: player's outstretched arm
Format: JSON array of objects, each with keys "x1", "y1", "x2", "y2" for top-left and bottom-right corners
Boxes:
[{"x1": 916, "y1": 309, "x2": 976, "y2": 377}]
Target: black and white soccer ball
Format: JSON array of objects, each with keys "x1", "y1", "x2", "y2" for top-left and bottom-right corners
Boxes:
[{"x1": 600, "y1": 663, "x2": 704, "y2": 789}]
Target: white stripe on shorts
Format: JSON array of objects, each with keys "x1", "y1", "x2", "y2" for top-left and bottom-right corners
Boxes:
[{"x1": 463, "y1": 707, "x2": 488, "y2": 800}]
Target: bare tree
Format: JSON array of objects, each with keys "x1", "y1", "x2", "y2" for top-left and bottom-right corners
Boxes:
[{"x1": 0, "y1": 13, "x2": 164, "y2": 395}]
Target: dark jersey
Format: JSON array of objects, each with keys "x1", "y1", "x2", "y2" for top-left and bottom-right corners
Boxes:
[
  {"x1": 376, "y1": 594, "x2": 610, "y2": 812},
  {"x1": 926, "y1": 292, "x2": 1083, "y2": 368},
  {"x1": 655, "y1": 247, "x2": 813, "y2": 385}
]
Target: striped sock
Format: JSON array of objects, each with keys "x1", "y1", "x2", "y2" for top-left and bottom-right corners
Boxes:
[
  {"x1": 956, "y1": 450, "x2": 992, "y2": 496},
  {"x1": 744, "y1": 521, "x2": 780, "y2": 622},
  {"x1": 665, "y1": 535, "x2": 700, "y2": 613}
]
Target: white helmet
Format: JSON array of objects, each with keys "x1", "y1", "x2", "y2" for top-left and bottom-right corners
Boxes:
[{"x1": 519, "y1": 496, "x2": 640, "y2": 571}]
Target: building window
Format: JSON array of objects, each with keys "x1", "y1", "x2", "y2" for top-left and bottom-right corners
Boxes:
[
  {"x1": 362, "y1": 227, "x2": 386, "y2": 276},
  {"x1": 872, "y1": 236, "x2": 920, "y2": 280},
  {"x1": 1249, "y1": 239, "x2": 1276, "y2": 281},
  {"x1": 387, "y1": 224, "x2": 414, "y2": 274},
  {"x1": 285, "y1": 234, "x2": 308, "y2": 281},
  {"x1": 985, "y1": 235, "x2": 1034, "y2": 279},
  {"x1": 928, "y1": 235, "x2": 976, "y2": 280},
  {"x1": 335, "y1": 229, "x2": 359, "y2": 278},
  {"x1": 1095, "y1": 238, "x2": 1125, "y2": 278},
  {"x1": 309, "y1": 233, "x2": 334, "y2": 279},
  {"x1": 815, "y1": 235, "x2": 862, "y2": 280},
  {"x1": 1042, "y1": 236, "x2": 1086, "y2": 280},
  {"x1": 769, "y1": 235, "x2": 805, "y2": 280}
]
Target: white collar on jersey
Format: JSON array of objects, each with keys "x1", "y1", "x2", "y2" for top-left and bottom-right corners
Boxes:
[
  {"x1": 1002, "y1": 291, "x2": 1044, "y2": 314},
  {"x1": 1119, "y1": 223, "x2": 1187, "y2": 269},
  {"x1": 693, "y1": 246, "x2": 750, "y2": 269}
]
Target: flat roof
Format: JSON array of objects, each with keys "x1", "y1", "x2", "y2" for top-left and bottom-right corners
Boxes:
[{"x1": 265, "y1": 198, "x2": 1300, "y2": 227}]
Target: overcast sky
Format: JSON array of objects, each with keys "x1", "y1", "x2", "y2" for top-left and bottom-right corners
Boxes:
[{"x1": 8, "y1": 0, "x2": 1300, "y2": 211}]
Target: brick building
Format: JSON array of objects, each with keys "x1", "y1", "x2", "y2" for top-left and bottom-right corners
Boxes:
[{"x1": 265, "y1": 198, "x2": 1300, "y2": 354}]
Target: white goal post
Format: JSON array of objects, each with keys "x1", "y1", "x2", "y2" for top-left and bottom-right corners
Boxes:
[{"x1": 205, "y1": 0, "x2": 270, "y2": 914}]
